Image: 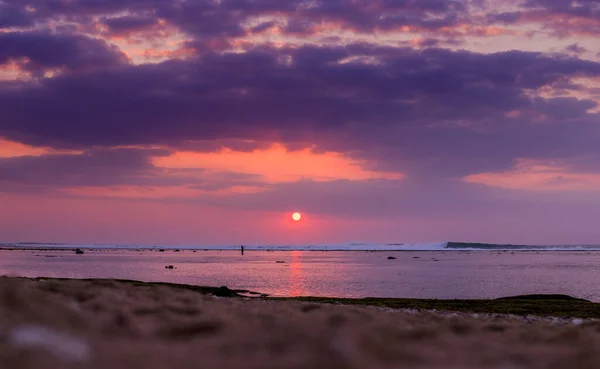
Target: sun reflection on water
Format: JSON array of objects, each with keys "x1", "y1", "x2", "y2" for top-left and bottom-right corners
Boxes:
[{"x1": 289, "y1": 250, "x2": 305, "y2": 296}]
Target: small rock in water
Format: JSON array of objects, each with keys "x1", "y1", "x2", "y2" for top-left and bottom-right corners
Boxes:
[
  {"x1": 275, "y1": 260, "x2": 286, "y2": 263},
  {"x1": 165, "y1": 265, "x2": 174, "y2": 269},
  {"x1": 412, "y1": 256, "x2": 420, "y2": 259},
  {"x1": 75, "y1": 249, "x2": 84, "y2": 255},
  {"x1": 158, "y1": 249, "x2": 165, "y2": 252},
  {"x1": 387, "y1": 256, "x2": 396, "y2": 260},
  {"x1": 9, "y1": 325, "x2": 91, "y2": 362},
  {"x1": 174, "y1": 249, "x2": 181, "y2": 252}
]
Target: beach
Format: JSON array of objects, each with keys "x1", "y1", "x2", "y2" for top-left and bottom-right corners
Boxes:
[{"x1": 2, "y1": 277, "x2": 600, "y2": 369}]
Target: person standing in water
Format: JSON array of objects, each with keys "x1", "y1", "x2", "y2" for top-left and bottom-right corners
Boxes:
[{"x1": 241, "y1": 245, "x2": 244, "y2": 255}]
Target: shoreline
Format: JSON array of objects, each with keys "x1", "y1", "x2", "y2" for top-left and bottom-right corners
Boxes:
[{"x1": 6, "y1": 276, "x2": 600, "y2": 319}]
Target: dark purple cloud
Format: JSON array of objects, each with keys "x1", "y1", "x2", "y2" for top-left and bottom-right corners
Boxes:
[
  {"x1": 0, "y1": 148, "x2": 265, "y2": 191},
  {"x1": 1, "y1": 0, "x2": 471, "y2": 39},
  {"x1": 565, "y1": 43, "x2": 588, "y2": 55},
  {"x1": 2, "y1": 0, "x2": 598, "y2": 42},
  {"x1": 523, "y1": 0, "x2": 600, "y2": 20},
  {"x1": 284, "y1": 0, "x2": 466, "y2": 33},
  {"x1": 1, "y1": 44, "x2": 599, "y2": 178},
  {"x1": 519, "y1": 0, "x2": 600, "y2": 36},
  {"x1": 0, "y1": 31, "x2": 128, "y2": 74},
  {"x1": 0, "y1": 3, "x2": 34, "y2": 28},
  {"x1": 1, "y1": 0, "x2": 162, "y2": 20},
  {"x1": 0, "y1": 1, "x2": 599, "y2": 182},
  {"x1": 487, "y1": 11, "x2": 522, "y2": 24},
  {"x1": 478, "y1": 1, "x2": 600, "y2": 37},
  {"x1": 100, "y1": 15, "x2": 159, "y2": 35},
  {"x1": 0, "y1": 148, "x2": 160, "y2": 188}
]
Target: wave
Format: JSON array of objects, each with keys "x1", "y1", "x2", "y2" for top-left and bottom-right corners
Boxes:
[
  {"x1": 2, "y1": 241, "x2": 600, "y2": 251},
  {"x1": 445, "y1": 242, "x2": 600, "y2": 251}
]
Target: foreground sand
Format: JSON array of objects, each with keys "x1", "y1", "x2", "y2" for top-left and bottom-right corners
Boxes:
[{"x1": 2, "y1": 278, "x2": 600, "y2": 369}]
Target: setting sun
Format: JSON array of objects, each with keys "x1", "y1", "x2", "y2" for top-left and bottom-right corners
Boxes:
[{"x1": 292, "y1": 212, "x2": 302, "y2": 221}]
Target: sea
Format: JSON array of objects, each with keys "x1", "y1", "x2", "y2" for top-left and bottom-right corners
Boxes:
[{"x1": 2, "y1": 241, "x2": 600, "y2": 301}]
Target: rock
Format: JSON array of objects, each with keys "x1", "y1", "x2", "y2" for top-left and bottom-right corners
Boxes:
[
  {"x1": 275, "y1": 260, "x2": 286, "y2": 263},
  {"x1": 213, "y1": 286, "x2": 236, "y2": 297},
  {"x1": 387, "y1": 256, "x2": 396, "y2": 260},
  {"x1": 412, "y1": 256, "x2": 420, "y2": 259},
  {"x1": 158, "y1": 249, "x2": 165, "y2": 252},
  {"x1": 75, "y1": 249, "x2": 84, "y2": 255},
  {"x1": 165, "y1": 265, "x2": 174, "y2": 269},
  {"x1": 174, "y1": 249, "x2": 181, "y2": 252}
]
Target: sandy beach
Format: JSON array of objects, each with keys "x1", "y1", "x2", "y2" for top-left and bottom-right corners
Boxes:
[{"x1": 2, "y1": 277, "x2": 600, "y2": 369}]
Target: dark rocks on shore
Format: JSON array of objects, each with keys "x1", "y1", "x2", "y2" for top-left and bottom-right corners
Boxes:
[
  {"x1": 174, "y1": 249, "x2": 181, "y2": 252},
  {"x1": 158, "y1": 249, "x2": 165, "y2": 252},
  {"x1": 413, "y1": 256, "x2": 420, "y2": 259},
  {"x1": 213, "y1": 286, "x2": 236, "y2": 297},
  {"x1": 275, "y1": 261, "x2": 286, "y2": 264},
  {"x1": 75, "y1": 249, "x2": 84, "y2": 255},
  {"x1": 387, "y1": 256, "x2": 396, "y2": 260},
  {"x1": 165, "y1": 265, "x2": 174, "y2": 269}
]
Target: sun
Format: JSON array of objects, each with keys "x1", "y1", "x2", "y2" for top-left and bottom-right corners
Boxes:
[{"x1": 292, "y1": 212, "x2": 302, "y2": 221}]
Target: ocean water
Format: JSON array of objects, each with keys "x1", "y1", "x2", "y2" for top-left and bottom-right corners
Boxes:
[
  {"x1": 2, "y1": 246, "x2": 600, "y2": 301},
  {"x1": 2, "y1": 241, "x2": 600, "y2": 251}
]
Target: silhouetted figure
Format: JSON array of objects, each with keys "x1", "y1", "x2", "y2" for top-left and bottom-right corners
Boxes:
[{"x1": 241, "y1": 245, "x2": 244, "y2": 255}]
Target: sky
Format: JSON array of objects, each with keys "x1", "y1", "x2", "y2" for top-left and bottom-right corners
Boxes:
[{"x1": 0, "y1": 0, "x2": 599, "y2": 245}]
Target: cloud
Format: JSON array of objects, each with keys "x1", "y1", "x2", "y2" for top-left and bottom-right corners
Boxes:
[
  {"x1": 523, "y1": 0, "x2": 599, "y2": 20},
  {"x1": 518, "y1": 0, "x2": 600, "y2": 37},
  {"x1": 0, "y1": 148, "x2": 161, "y2": 188},
  {"x1": 1, "y1": 44, "x2": 599, "y2": 181},
  {"x1": 0, "y1": 31, "x2": 128, "y2": 75},
  {"x1": 565, "y1": 43, "x2": 588, "y2": 55},
  {"x1": 1, "y1": 0, "x2": 472, "y2": 40},
  {"x1": 0, "y1": 3, "x2": 35, "y2": 28},
  {"x1": 486, "y1": 11, "x2": 522, "y2": 24},
  {"x1": 0, "y1": 147, "x2": 271, "y2": 196},
  {"x1": 464, "y1": 158, "x2": 600, "y2": 191},
  {"x1": 152, "y1": 144, "x2": 402, "y2": 183},
  {"x1": 100, "y1": 15, "x2": 159, "y2": 35}
]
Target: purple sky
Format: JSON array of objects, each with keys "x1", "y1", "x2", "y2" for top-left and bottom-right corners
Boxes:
[{"x1": 0, "y1": 0, "x2": 599, "y2": 245}]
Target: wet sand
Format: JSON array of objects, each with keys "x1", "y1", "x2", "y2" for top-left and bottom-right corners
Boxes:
[{"x1": 2, "y1": 277, "x2": 600, "y2": 369}]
